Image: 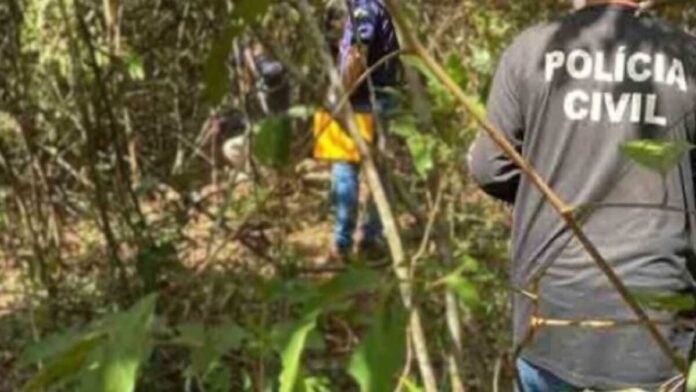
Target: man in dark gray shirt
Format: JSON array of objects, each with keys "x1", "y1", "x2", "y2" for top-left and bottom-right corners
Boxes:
[{"x1": 469, "y1": 0, "x2": 696, "y2": 390}]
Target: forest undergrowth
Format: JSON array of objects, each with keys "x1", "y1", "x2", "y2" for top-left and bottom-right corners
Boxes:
[{"x1": 2, "y1": 0, "x2": 696, "y2": 391}]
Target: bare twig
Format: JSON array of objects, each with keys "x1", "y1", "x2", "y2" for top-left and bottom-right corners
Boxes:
[{"x1": 395, "y1": 325, "x2": 415, "y2": 392}]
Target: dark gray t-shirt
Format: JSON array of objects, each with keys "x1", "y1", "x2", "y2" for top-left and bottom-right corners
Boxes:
[{"x1": 469, "y1": 5, "x2": 696, "y2": 390}]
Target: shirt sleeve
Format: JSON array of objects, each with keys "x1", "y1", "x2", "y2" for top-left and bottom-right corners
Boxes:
[
  {"x1": 338, "y1": 19, "x2": 353, "y2": 72},
  {"x1": 468, "y1": 45, "x2": 525, "y2": 204}
]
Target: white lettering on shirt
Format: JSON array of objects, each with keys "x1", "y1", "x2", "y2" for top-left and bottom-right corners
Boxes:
[{"x1": 543, "y1": 48, "x2": 689, "y2": 127}]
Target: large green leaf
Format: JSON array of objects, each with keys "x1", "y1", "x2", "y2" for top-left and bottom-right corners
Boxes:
[
  {"x1": 272, "y1": 267, "x2": 382, "y2": 392},
  {"x1": 98, "y1": 294, "x2": 158, "y2": 392},
  {"x1": 206, "y1": 366, "x2": 232, "y2": 392},
  {"x1": 407, "y1": 133, "x2": 436, "y2": 178},
  {"x1": 178, "y1": 321, "x2": 247, "y2": 379},
  {"x1": 20, "y1": 332, "x2": 105, "y2": 392},
  {"x1": 19, "y1": 295, "x2": 159, "y2": 392},
  {"x1": 19, "y1": 329, "x2": 85, "y2": 367},
  {"x1": 203, "y1": 23, "x2": 242, "y2": 104},
  {"x1": 177, "y1": 323, "x2": 215, "y2": 377},
  {"x1": 620, "y1": 140, "x2": 694, "y2": 176},
  {"x1": 210, "y1": 322, "x2": 248, "y2": 351},
  {"x1": 348, "y1": 301, "x2": 408, "y2": 392},
  {"x1": 279, "y1": 310, "x2": 320, "y2": 392},
  {"x1": 253, "y1": 116, "x2": 292, "y2": 168}
]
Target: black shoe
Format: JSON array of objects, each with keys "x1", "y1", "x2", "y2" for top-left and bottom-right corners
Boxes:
[{"x1": 355, "y1": 239, "x2": 389, "y2": 267}]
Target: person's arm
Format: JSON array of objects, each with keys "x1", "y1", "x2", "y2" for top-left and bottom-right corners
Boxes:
[{"x1": 468, "y1": 46, "x2": 524, "y2": 204}]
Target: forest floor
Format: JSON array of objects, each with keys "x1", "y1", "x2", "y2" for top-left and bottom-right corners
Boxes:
[{"x1": 0, "y1": 159, "x2": 405, "y2": 385}]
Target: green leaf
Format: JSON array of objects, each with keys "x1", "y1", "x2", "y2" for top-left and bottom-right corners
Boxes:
[
  {"x1": 391, "y1": 115, "x2": 419, "y2": 139},
  {"x1": 253, "y1": 116, "x2": 292, "y2": 168},
  {"x1": 390, "y1": 116, "x2": 435, "y2": 178},
  {"x1": 304, "y1": 330, "x2": 326, "y2": 351},
  {"x1": 632, "y1": 291, "x2": 696, "y2": 313},
  {"x1": 19, "y1": 329, "x2": 84, "y2": 367},
  {"x1": 302, "y1": 376, "x2": 333, "y2": 392},
  {"x1": 287, "y1": 105, "x2": 316, "y2": 119},
  {"x1": 176, "y1": 323, "x2": 206, "y2": 347},
  {"x1": 459, "y1": 254, "x2": 480, "y2": 273},
  {"x1": 407, "y1": 133, "x2": 436, "y2": 178},
  {"x1": 126, "y1": 52, "x2": 145, "y2": 81},
  {"x1": 98, "y1": 294, "x2": 158, "y2": 392},
  {"x1": 687, "y1": 359, "x2": 696, "y2": 392},
  {"x1": 620, "y1": 140, "x2": 694, "y2": 176},
  {"x1": 348, "y1": 301, "x2": 408, "y2": 392},
  {"x1": 402, "y1": 378, "x2": 425, "y2": 392},
  {"x1": 179, "y1": 322, "x2": 247, "y2": 379},
  {"x1": 20, "y1": 332, "x2": 105, "y2": 392},
  {"x1": 401, "y1": 55, "x2": 442, "y2": 90},
  {"x1": 433, "y1": 256, "x2": 482, "y2": 308},
  {"x1": 274, "y1": 267, "x2": 381, "y2": 392},
  {"x1": 189, "y1": 344, "x2": 220, "y2": 378},
  {"x1": 209, "y1": 322, "x2": 247, "y2": 351},
  {"x1": 471, "y1": 47, "x2": 493, "y2": 75},
  {"x1": 301, "y1": 266, "x2": 382, "y2": 312},
  {"x1": 206, "y1": 366, "x2": 232, "y2": 392},
  {"x1": 444, "y1": 52, "x2": 469, "y2": 88},
  {"x1": 203, "y1": 23, "x2": 242, "y2": 104},
  {"x1": 264, "y1": 277, "x2": 319, "y2": 306},
  {"x1": 446, "y1": 275, "x2": 481, "y2": 308},
  {"x1": 401, "y1": 54, "x2": 484, "y2": 119},
  {"x1": 279, "y1": 311, "x2": 320, "y2": 392}
]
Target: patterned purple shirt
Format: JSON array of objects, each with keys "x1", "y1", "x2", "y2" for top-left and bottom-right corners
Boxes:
[{"x1": 339, "y1": 0, "x2": 400, "y2": 110}]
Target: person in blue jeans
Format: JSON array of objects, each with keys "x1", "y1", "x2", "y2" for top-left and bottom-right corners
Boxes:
[{"x1": 329, "y1": 0, "x2": 400, "y2": 259}]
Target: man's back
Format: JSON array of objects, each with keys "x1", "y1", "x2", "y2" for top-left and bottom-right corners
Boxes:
[{"x1": 470, "y1": 4, "x2": 696, "y2": 389}]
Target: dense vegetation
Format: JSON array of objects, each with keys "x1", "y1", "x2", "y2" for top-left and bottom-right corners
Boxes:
[{"x1": 1, "y1": 0, "x2": 695, "y2": 391}]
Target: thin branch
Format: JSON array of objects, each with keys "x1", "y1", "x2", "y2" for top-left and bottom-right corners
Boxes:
[{"x1": 532, "y1": 316, "x2": 675, "y2": 329}]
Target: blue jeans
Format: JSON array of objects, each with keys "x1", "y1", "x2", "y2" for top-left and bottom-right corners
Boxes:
[
  {"x1": 331, "y1": 162, "x2": 382, "y2": 252},
  {"x1": 516, "y1": 359, "x2": 579, "y2": 392}
]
